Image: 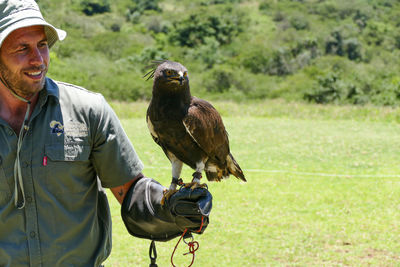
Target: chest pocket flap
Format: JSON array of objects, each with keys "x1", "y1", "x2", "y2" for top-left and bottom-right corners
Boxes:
[{"x1": 46, "y1": 143, "x2": 91, "y2": 162}]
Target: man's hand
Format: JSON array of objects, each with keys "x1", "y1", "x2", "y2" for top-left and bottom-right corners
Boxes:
[
  {"x1": 121, "y1": 177, "x2": 212, "y2": 241},
  {"x1": 166, "y1": 186, "x2": 212, "y2": 234}
]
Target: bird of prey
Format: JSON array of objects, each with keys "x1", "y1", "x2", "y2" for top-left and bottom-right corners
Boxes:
[{"x1": 145, "y1": 60, "x2": 246, "y2": 203}]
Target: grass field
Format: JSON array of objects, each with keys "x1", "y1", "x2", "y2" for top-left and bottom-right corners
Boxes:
[{"x1": 104, "y1": 100, "x2": 400, "y2": 266}]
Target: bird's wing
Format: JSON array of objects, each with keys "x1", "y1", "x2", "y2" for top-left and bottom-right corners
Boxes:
[
  {"x1": 182, "y1": 97, "x2": 229, "y2": 159},
  {"x1": 146, "y1": 106, "x2": 160, "y2": 144}
]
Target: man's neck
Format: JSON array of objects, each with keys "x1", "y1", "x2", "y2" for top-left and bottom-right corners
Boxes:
[{"x1": 0, "y1": 86, "x2": 39, "y2": 134}]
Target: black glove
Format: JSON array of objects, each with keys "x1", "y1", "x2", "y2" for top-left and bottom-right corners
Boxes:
[{"x1": 121, "y1": 177, "x2": 212, "y2": 242}]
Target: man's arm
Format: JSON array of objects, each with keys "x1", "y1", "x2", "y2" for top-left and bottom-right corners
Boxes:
[{"x1": 110, "y1": 173, "x2": 144, "y2": 204}]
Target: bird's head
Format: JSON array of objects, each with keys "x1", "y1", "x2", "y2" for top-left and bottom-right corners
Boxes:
[{"x1": 144, "y1": 60, "x2": 189, "y2": 93}]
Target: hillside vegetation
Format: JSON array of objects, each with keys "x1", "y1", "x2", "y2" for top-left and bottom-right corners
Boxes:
[{"x1": 39, "y1": 0, "x2": 400, "y2": 106}]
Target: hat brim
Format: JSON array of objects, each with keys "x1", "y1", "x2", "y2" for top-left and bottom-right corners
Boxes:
[{"x1": 0, "y1": 18, "x2": 66, "y2": 49}]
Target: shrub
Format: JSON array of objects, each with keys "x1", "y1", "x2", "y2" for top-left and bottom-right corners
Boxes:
[
  {"x1": 325, "y1": 30, "x2": 344, "y2": 57},
  {"x1": 305, "y1": 73, "x2": 340, "y2": 104},
  {"x1": 243, "y1": 48, "x2": 293, "y2": 76},
  {"x1": 204, "y1": 65, "x2": 247, "y2": 93},
  {"x1": 200, "y1": 0, "x2": 242, "y2": 4},
  {"x1": 168, "y1": 7, "x2": 246, "y2": 47},
  {"x1": 126, "y1": 0, "x2": 161, "y2": 22},
  {"x1": 353, "y1": 10, "x2": 369, "y2": 29},
  {"x1": 343, "y1": 38, "x2": 362, "y2": 61},
  {"x1": 369, "y1": 80, "x2": 400, "y2": 106},
  {"x1": 290, "y1": 15, "x2": 309, "y2": 30},
  {"x1": 185, "y1": 37, "x2": 223, "y2": 68},
  {"x1": 81, "y1": 0, "x2": 110, "y2": 16},
  {"x1": 325, "y1": 30, "x2": 363, "y2": 61}
]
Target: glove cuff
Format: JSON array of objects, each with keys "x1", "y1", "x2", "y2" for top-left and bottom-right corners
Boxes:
[{"x1": 121, "y1": 177, "x2": 183, "y2": 241}]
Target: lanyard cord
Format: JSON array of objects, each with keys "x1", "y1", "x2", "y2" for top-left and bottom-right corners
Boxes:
[
  {"x1": 0, "y1": 76, "x2": 33, "y2": 209},
  {"x1": 14, "y1": 99, "x2": 31, "y2": 209}
]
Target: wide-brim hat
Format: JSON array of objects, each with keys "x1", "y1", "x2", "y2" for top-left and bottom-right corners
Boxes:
[{"x1": 0, "y1": 0, "x2": 66, "y2": 49}]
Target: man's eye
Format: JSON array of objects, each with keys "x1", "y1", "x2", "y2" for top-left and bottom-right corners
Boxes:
[
  {"x1": 39, "y1": 42, "x2": 48, "y2": 48},
  {"x1": 16, "y1": 46, "x2": 27, "y2": 51}
]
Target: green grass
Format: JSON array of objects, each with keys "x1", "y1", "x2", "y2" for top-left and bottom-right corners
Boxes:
[{"x1": 104, "y1": 100, "x2": 400, "y2": 266}]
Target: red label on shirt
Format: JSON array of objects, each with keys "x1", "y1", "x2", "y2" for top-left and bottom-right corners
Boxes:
[{"x1": 43, "y1": 156, "x2": 47, "y2": 166}]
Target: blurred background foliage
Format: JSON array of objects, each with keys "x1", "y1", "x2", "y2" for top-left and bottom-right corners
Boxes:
[{"x1": 38, "y1": 0, "x2": 400, "y2": 106}]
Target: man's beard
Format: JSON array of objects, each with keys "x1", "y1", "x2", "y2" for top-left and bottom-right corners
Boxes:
[{"x1": 0, "y1": 62, "x2": 47, "y2": 99}]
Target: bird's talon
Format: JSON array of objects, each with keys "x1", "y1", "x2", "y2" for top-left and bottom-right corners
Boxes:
[
  {"x1": 160, "y1": 189, "x2": 178, "y2": 205},
  {"x1": 182, "y1": 182, "x2": 207, "y2": 190}
]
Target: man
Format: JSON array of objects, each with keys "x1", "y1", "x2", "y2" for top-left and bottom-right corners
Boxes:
[{"x1": 0, "y1": 1, "x2": 211, "y2": 266}]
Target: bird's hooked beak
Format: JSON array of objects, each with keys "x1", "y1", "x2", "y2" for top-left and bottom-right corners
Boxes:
[
  {"x1": 169, "y1": 71, "x2": 185, "y2": 85},
  {"x1": 162, "y1": 68, "x2": 188, "y2": 87}
]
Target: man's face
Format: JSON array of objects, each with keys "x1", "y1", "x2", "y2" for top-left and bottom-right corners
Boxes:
[{"x1": 0, "y1": 25, "x2": 49, "y2": 99}]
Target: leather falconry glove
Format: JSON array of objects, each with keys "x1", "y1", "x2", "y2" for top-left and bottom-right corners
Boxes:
[{"x1": 121, "y1": 177, "x2": 212, "y2": 242}]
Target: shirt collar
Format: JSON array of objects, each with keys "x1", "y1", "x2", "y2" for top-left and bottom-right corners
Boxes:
[
  {"x1": 44, "y1": 77, "x2": 60, "y2": 99},
  {"x1": 38, "y1": 77, "x2": 59, "y2": 107}
]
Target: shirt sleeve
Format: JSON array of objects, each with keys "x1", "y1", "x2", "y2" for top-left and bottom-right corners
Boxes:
[{"x1": 90, "y1": 96, "x2": 144, "y2": 188}]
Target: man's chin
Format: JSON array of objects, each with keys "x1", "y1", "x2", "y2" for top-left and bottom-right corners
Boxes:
[{"x1": 17, "y1": 82, "x2": 45, "y2": 99}]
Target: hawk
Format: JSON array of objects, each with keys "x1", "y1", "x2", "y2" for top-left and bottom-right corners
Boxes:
[{"x1": 145, "y1": 60, "x2": 246, "y2": 203}]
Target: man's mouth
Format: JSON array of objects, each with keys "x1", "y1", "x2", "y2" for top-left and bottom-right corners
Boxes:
[{"x1": 25, "y1": 70, "x2": 43, "y2": 80}]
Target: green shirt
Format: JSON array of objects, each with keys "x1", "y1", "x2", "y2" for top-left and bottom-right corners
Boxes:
[{"x1": 0, "y1": 78, "x2": 144, "y2": 266}]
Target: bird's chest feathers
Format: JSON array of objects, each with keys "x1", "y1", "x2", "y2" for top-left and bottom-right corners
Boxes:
[
  {"x1": 148, "y1": 95, "x2": 195, "y2": 144},
  {"x1": 150, "y1": 96, "x2": 188, "y2": 121},
  {"x1": 148, "y1": 110, "x2": 191, "y2": 147},
  {"x1": 150, "y1": 116, "x2": 186, "y2": 140}
]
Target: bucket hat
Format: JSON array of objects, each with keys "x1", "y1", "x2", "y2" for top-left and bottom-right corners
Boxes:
[{"x1": 0, "y1": 0, "x2": 66, "y2": 49}]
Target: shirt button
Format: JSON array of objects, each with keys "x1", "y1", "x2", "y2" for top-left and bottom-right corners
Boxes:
[
  {"x1": 30, "y1": 231, "x2": 36, "y2": 238},
  {"x1": 26, "y1": 196, "x2": 33, "y2": 203},
  {"x1": 24, "y1": 162, "x2": 30, "y2": 168}
]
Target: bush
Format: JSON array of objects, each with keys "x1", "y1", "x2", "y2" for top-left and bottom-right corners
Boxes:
[
  {"x1": 204, "y1": 65, "x2": 248, "y2": 94},
  {"x1": 304, "y1": 67, "x2": 400, "y2": 106},
  {"x1": 290, "y1": 15, "x2": 309, "y2": 30},
  {"x1": 81, "y1": 0, "x2": 110, "y2": 16},
  {"x1": 325, "y1": 30, "x2": 344, "y2": 57},
  {"x1": 168, "y1": 7, "x2": 246, "y2": 47},
  {"x1": 126, "y1": 0, "x2": 161, "y2": 22},
  {"x1": 369, "y1": 80, "x2": 400, "y2": 106},
  {"x1": 353, "y1": 10, "x2": 369, "y2": 29},
  {"x1": 243, "y1": 47, "x2": 293, "y2": 76},
  {"x1": 343, "y1": 38, "x2": 362, "y2": 61},
  {"x1": 205, "y1": 66, "x2": 236, "y2": 93},
  {"x1": 184, "y1": 37, "x2": 223, "y2": 68},
  {"x1": 325, "y1": 29, "x2": 363, "y2": 61},
  {"x1": 304, "y1": 73, "x2": 349, "y2": 104}
]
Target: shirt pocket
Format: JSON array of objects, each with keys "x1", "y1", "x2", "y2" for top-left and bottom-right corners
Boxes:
[
  {"x1": 45, "y1": 143, "x2": 93, "y2": 195},
  {"x1": 0, "y1": 155, "x2": 12, "y2": 206}
]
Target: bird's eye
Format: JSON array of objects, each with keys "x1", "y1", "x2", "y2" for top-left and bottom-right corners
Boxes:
[{"x1": 165, "y1": 70, "x2": 173, "y2": 76}]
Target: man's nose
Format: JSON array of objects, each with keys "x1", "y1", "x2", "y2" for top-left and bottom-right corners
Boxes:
[{"x1": 29, "y1": 47, "x2": 44, "y2": 65}]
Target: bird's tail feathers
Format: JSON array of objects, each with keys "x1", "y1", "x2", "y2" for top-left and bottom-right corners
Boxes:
[{"x1": 227, "y1": 153, "x2": 246, "y2": 182}]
